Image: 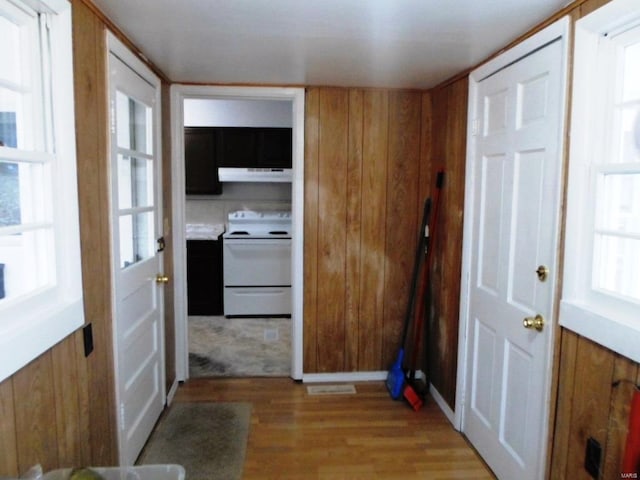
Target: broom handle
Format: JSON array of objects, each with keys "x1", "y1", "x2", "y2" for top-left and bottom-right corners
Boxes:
[
  {"x1": 401, "y1": 198, "x2": 432, "y2": 349},
  {"x1": 409, "y1": 170, "x2": 444, "y2": 381}
]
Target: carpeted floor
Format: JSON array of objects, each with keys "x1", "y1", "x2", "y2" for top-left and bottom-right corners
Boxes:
[{"x1": 138, "y1": 402, "x2": 251, "y2": 480}]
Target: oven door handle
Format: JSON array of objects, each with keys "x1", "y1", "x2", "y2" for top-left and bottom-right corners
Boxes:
[
  {"x1": 224, "y1": 239, "x2": 292, "y2": 247},
  {"x1": 227, "y1": 288, "x2": 288, "y2": 295}
]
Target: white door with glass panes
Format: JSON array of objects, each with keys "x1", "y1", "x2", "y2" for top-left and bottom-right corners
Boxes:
[
  {"x1": 461, "y1": 22, "x2": 567, "y2": 480},
  {"x1": 108, "y1": 44, "x2": 165, "y2": 466}
]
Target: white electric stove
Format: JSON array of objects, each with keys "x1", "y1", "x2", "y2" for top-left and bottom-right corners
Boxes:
[{"x1": 222, "y1": 210, "x2": 292, "y2": 316}]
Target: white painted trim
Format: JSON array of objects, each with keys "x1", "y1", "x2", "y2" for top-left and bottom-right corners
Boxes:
[
  {"x1": 166, "y1": 378, "x2": 179, "y2": 406},
  {"x1": 454, "y1": 75, "x2": 480, "y2": 431},
  {"x1": 290, "y1": 89, "x2": 305, "y2": 380},
  {"x1": 107, "y1": 33, "x2": 161, "y2": 90},
  {"x1": 430, "y1": 383, "x2": 456, "y2": 427},
  {"x1": 170, "y1": 85, "x2": 305, "y2": 382},
  {"x1": 303, "y1": 371, "x2": 388, "y2": 383},
  {"x1": 470, "y1": 17, "x2": 570, "y2": 83},
  {"x1": 457, "y1": 15, "x2": 570, "y2": 477},
  {"x1": 170, "y1": 88, "x2": 188, "y2": 381}
]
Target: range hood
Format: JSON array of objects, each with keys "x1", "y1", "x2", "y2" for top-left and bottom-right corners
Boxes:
[{"x1": 218, "y1": 167, "x2": 292, "y2": 183}]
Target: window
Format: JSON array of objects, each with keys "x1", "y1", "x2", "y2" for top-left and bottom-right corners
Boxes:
[
  {"x1": 0, "y1": 0, "x2": 83, "y2": 381},
  {"x1": 561, "y1": 0, "x2": 640, "y2": 363},
  {"x1": 115, "y1": 91, "x2": 155, "y2": 269}
]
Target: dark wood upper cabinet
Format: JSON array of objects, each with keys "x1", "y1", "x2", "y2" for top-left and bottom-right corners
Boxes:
[
  {"x1": 217, "y1": 127, "x2": 292, "y2": 169},
  {"x1": 185, "y1": 127, "x2": 292, "y2": 195},
  {"x1": 259, "y1": 128, "x2": 292, "y2": 168},
  {"x1": 184, "y1": 127, "x2": 222, "y2": 195},
  {"x1": 216, "y1": 127, "x2": 259, "y2": 168}
]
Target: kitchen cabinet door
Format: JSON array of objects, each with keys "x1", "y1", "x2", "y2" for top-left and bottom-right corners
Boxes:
[
  {"x1": 216, "y1": 127, "x2": 292, "y2": 169},
  {"x1": 259, "y1": 128, "x2": 292, "y2": 168},
  {"x1": 187, "y1": 239, "x2": 224, "y2": 315},
  {"x1": 216, "y1": 127, "x2": 259, "y2": 168},
  {"x1": 184, "y1": 127, "x2": 222, "y2": 195}
]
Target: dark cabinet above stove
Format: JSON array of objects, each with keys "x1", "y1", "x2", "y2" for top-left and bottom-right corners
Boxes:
[
  {"x1": 217, "y1": 127, "x2": 292, "y2": 169},
  {"x1": 185, "y1": 127, "x2": 292, "y2": 193}
]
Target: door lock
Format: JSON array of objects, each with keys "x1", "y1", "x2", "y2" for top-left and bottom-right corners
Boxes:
[
  {"x1": 523, "y1": 314, "x2": 545, "y2": 332},
  {"x1": 157, "y1": 236, "x2": 165, "y2": 253},
  {"x1": 536, "y1": 265, "x2": 549, "y2": 282},
  {"x1": 155, "y1": 274, "x2": 169, "y2": 284}
]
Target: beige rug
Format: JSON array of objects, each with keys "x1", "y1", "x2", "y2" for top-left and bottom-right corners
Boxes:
[{"x1": 138, "y1": 402, "x2": 251, "y2": 480}]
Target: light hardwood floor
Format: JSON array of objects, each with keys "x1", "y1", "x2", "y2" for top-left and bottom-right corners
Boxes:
[{"x1": 174, "y1": 377, "x2": 495, "y2": 479}]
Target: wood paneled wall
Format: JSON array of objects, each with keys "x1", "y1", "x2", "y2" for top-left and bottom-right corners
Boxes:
[
  {"x1": 304, "y1": 87, "x2": 429, "y2": 373},
  {"x1": 426, "y1": 78, "x2": 468, "y2": 409},
  {"x1": 551, "y1": 331, "x2": 640, "y2": 479},
  {"x1": 72, "y1": 0, "x2": 118, "y2": 465},
  {"x1": 161, "y1": 84, "x2": 176, "y2": 394},
  {"x1": 302, "y1": 85, "x2": 466, "y2": 409}
]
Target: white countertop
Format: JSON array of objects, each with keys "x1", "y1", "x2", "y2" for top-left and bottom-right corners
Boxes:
[{"x1": 185, "y1": 223, "x2": 225, "y2": 240}]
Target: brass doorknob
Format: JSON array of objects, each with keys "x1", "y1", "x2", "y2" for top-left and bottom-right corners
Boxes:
[
  {"x1": 536, "y1": 265, "x2": 549, "y2": 281},
  {"x1": 523, "y1": 314, "x2": 545, "y2": 332},
  {"x1": 156, "y1": 274, "x2": 169, "y2": 284}
]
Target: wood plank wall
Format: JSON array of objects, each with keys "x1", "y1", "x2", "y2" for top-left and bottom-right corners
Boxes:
[
  {"x1": 161, "y1": 84, "x2": 176, "y2": 394},
  {"x1": 426, "y1": 78, "x2": 468, "y2": 409},
  {"x1": 304, "y1": 87, "x2": 429, "y2": 373},
  {"x1": 551, "y1": 332, "x2": 640, "y2": 478}
]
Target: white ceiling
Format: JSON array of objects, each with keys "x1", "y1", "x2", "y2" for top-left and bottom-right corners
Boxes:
[{"x1": 91, "y1": 0, "x2": 571, "y2": 89}]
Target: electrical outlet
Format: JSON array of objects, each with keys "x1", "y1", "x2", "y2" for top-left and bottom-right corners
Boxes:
[{"x1": 584, "y1": 436, "x2": 602, "y2": 479}]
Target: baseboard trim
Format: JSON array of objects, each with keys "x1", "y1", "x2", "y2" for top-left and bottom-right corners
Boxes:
[
  {"x1": 166, "y1": 379, "x2": 179, "y2": 406},
  {"x1": 302, "y1": 371, "x2": 388, "y2": 383},
  {"x1": 429, "y1": 383, "x2": 456, "y2": 427},
  {"x1": 302, "y1": 370, "x2": 427, "y2": 384}
]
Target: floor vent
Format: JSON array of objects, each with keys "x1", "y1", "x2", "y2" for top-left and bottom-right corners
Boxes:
[{"x1": 306, "y1": 384, "x2": 357, "y2": 395}]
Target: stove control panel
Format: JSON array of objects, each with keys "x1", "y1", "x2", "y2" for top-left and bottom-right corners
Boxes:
[{"x1": 229, "y1": 210, "x2": 291, "y2": 220}]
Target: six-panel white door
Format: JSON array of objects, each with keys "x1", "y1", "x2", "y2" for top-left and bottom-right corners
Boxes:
[{"x1": 463, "y1": 38, "x2": 565, "y2": 479}]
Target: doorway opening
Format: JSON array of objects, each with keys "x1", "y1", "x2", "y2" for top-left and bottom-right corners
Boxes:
[{"x1": 170, "y1": 86, "x2": 305, "y2": 383}]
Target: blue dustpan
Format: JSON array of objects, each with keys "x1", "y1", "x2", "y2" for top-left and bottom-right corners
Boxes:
[{"x1": 386, "y1": 349, "x2": 405, "y2": 400}]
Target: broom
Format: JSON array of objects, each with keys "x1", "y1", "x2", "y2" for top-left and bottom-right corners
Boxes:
[
  {"x1": 386, "y1": 198, "x2": 431, "y2": 400},
  {"x1": 404, "y1": 169, "x2": 445, "y2": 411}
]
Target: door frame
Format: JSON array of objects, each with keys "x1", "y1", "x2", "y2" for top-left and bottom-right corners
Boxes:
[
  {"x1": 455, "y1": 13, "x2": 570, "y2": 461},
  {"x1": 107, "y1": 31, "x2": 165, "y2": 465},
  {"x1": 170, "y1": 85, "x2": 305, "y2": 382}
]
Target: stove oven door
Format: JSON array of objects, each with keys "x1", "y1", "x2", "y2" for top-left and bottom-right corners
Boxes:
[{"x1": 223, "y1": 238, "x2": 291, "y2": 316}]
